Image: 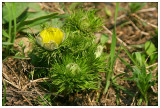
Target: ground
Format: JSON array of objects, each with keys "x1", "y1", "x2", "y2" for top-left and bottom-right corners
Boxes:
[{"x1": 2, "y1": 2, "x2": 158, "y2": 106}]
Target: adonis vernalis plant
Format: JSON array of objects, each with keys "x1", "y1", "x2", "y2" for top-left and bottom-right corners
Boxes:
[{"x1": 29, "y1": 9, "x2": 107, "y2": 95}]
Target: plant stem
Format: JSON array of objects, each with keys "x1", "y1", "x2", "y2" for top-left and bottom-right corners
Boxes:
[
  {"x1": 114, "y1": 3, "x2": 119, "y2": 26},
  {"x1": 104, "y1": 3, "x2": 119, "y2": 94},
  {"x1": 6, "y1": 3, "x2": 12, "y2": 40},
  {"x1": 2, "y1": 81, "x2": 6, "y2": 106},
  {"x1": 6, "y1": 3, "x2": 12, "y2": 55},
  {"x1": 104, "y1": 70, "x2": 111, "y2": 93},
  {"x1": 12, "y1": 3, "x2": 16, "y2": 44},
  {"x1": 144, "y1": 94, "x2": 148, "y2": 105}
]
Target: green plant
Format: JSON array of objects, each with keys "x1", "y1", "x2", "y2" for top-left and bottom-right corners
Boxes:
[
  {"x1": 119, "y1": 3, "x2": 146, "y2": 14},
  {"x1": 29, "y1": 9, "x2": 106, "y2": 95},
  {"x1": 64, "y1": 9, "x2": 103, "y2": 36},
  {"x1": 128, "y1": 29, "x2": 158, "y2": 71},
  {"x1": 118, "y1": 3, "x2": 147, "y2": 31},
  {"x1": 103, "y1": 4, "x2": 135, "y2": 102},
  {"x1": 119, "y1": 45, "x2": 157, "y2": 105},
  {"x1": 129, "y1": 3, "x2": 146, "y2": 13},
  {"x1": 50, "y1": 50, "x2": 102, "y2": 94},
  {"x1": 2, "y1": 3, "x2": 17, "y2": 58},
  {"x1": 132, "y1": 65, "x2": 154, "y2": 105},
  {"x1": 132, "y1": 40, "x2": 157, "y2": 70}
]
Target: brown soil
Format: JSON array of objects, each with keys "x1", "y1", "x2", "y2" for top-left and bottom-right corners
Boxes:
[{"x1": 2, "y1": 2, "x2": 158, "y2": 106}]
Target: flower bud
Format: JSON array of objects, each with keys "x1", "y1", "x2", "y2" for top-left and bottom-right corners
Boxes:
[
  {"x1": 66, "y1": 63, "x2": 81, "y2": 75},
  {"x1": 95, "y1": 45, "x2": 104, "y2": 58}
]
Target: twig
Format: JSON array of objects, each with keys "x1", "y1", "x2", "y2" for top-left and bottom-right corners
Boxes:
[
  {"x1": 14, "y1": 90, "x2": 33, "y2": 106},
  {"x1": 146, "y1": 63, "x2": 158, "y2": 69},
  {"x1": 112, "y1": 7, "x2": 157, "y2": 28},
  {"x1": 103, "y1": 25, "x2": 112, "y2": 35},
  {"x1": 103, "y1": 25, "x2": 131, "y2": 49},
  {"x1": 136, "y1": 7, "x2": 157, "y2": 13},
  {"x1": 30, "y1": 77, "x2": 49, "y2": 83},
  {"x1": 6, "y1": 63, "x2": 20, "y2": 81},
  {"x1": 117, "y1": 70, "x2": 125, "y2": 73},
  {"x1": 128, "y1": 19, "x2": 149, "y2": 36},
  {"x1": 105, "y1": 87, "x2": 110, "y2": 99},
  {"x1": 34, "y1": 88, "x2": 52, "y2": 106},
  {"x1": 131, "y1": 91, "x2": 138, "y2": 105},
  {"x1": 22, "y1": 77, "x2": 49, "y2": 91},
  {"x1": 7, "y1": 62, "x2": 22, "y2": 89},
  {"x1": 151, "y1": 86, "x2": 157, "y2": 93},
  {"x1": 131, "y1": 95, "x2": 135, "y2": 105},
  {"x1": 5, "y1": 89, "x2": 33, "y2": 106},
  {"x1": 39, "y1": 3, "x2": 51, "y2": 11},
  {"x1": 3, "y1": 79, "x2": 20, "y2": 89},
  {"x1": 10, "y1": 90, "x2": 34, "y2": 94},
  {"x1": 21, "y1": 95, "x2": 33, "y2": 106},
  {"x1": 2, "y1": 69, "x2": 11, "y2": 81},
  {"x1": 117, "y1": 14, "x2": 127, "y2": 21},
  {"x1": 54, "y1": 3, "x2": 65, "y2": 14},
  {"x1": 131, "y1": 13, "x2": 158, "y2": 29},
  {"x1": 2, "y1": 66, "x2": 33, "y2": 105},
  {"x1": 153, "y1": 66, "x2": 158, "y2": 74},
  {"x1": 145, "y1": 52, "x2": 158, "y2": 64},
  {"x1": 39, "y1": 3, "x2": 65, "y2": 14},
  {"x1": 87, "y1": 93, "x2": 93, "y2": 106}
]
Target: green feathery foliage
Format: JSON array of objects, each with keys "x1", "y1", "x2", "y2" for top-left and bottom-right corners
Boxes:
[
  {"x1": 29, "y1": 9, "x2": 106, "y2": 95},
  {"x1": 64, "y1": 9, "x2": 103, "y2": 36}
]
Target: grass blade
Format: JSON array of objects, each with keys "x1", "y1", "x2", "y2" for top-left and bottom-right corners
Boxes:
[
  {"x1": 113, "y1": 43, "x2": 123, "y2": 68},
  {"x1": 5, "y1": 3, "x2": 13, "y2": 56},
  {"x1": 17, "y1": 13, "x2": 68, "y2": 31},
  {"x1": 113, "y1": 84, "x2": 134, "y2": 97},
  {"x1": 2, "y1": 29, "x2": 9, "y2": 38},
  {"x1": 132, "y1": 52, "x2": 143, "y2": 66},
  {"x1": 110, "y1": 28, "x2": 116, "y2": 69},
  {"x1": 13, "y1": 56, "x2": 30, "y2": 59},
  {"x1": 114, "y1": 3, "x2": 119, "y2": 25},
  {"x1": 104, "y1": 79, "x2": 110, "y2": 94},
  {"x1": 16, "y1": 13, "x2": 30, "y2": 32},
  {"x1": 104, "y1": 3, "x2": 119, "y2": 94},
  {"x1": 118, "y1": 56, "x2": 133, "y2": 70},
  {"x1": 122, "y1": 45, "x2": 140, "y2": 68},
  {"x1": 120, "y1": 77, "x2": 134, "y2": 81},
  {"x1": 110, "y1": 2, "x2": 119, "y2": 68},
  {"x1": 2, "y1": 81, "x2": 7, "y2": 106},
  {"x1": 6, "y1": 3, "x2": 12, "y2": 38},
  {"x1": 12, "y1": 3, "x2": 16, "y2": 44},
  {"x1": 112, "y1": 73, "x2": 127, "y2": 80},
  {"x1": 2, "y1": 42, "x2": 14, "y2": 46}
]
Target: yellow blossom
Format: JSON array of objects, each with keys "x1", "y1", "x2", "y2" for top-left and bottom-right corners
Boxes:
[{"x1": 36, "y1": 27, "x2": 64, "y2": 51}]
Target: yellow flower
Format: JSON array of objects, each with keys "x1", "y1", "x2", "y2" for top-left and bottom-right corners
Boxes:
[{"x1": 36, "y1": 27, "x2": 65, "y2": 51}]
